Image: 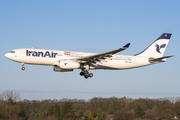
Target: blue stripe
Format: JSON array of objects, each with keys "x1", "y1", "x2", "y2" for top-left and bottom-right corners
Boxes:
[{"x1": 156, "y1": 33, "x2": 172, "y2": 40}]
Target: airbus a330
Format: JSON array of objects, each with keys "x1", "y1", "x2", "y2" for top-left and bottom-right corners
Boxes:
[{"x1": 5, "y1": 33, "x2": 173, "y2": 79}]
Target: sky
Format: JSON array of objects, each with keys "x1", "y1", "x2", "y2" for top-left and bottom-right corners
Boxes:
[{"x1": 0, "y1": 1, "x2": 180, "y2": 100}]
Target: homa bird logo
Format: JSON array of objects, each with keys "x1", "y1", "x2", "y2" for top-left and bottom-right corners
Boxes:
[{"x1": 155, "y1": 44, "x2": 166, "y2": 54}]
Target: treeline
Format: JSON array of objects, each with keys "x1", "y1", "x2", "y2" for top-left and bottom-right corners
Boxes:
[{"x1": 0, "y1": 91, "x2": 180, "y2": 120}]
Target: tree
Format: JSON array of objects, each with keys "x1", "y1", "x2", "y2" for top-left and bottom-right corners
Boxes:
[
  {"x1": 97, "y1": 108, "x2": 102, "y2": 120},
  {"x1": 89, "y1": 97, "x2": 99, "y2": 116},
  {"x1": 88, "y1": 113, "x2": 93, "y2": 120},
  {"x1": 0, "y1": 112, "x2": 2, "y2": 118},
  {"x1": 108, "y1": 104, "x2": 115, "y2": 115},
  {"x1": 113, "y1": 111, "x2": 137, "y2": 120},
  {"x1": 3, "y1": 102, "x2": 20, "y2": 118},
  {"x1": 135, "y1": 104, "x2": 145, "y2": 118},
  {"x1": 48, "y1": 104, "x2": 60, "y2": 118},
  {"x1": 48, "y1": 105, "x2": 54, "y2": 116},
  {"x1": 30, "y1": 112, "x2": 36, "y2": 118},
  {"x1": 174, "y1": 101, "x2": 180, "y2": 117},
  {"x1": 0, "y1": 91, "x2": 21, "y2": 105},
  {"x1": 60, "y1": 101, "x2": 74, "y2": 120},
  {"x1": 78, "y1": 110, "x2": 84, "y2": 118},
  {"x1": 0, "y1": 91, "x2": 21, "y2": 119},
  {"x1": 84, "y1": 116, "x2": 88, "y2": 120},
  {"x1": 63, "y1": 113, "x2": 76, "y2": 120},
  {"x1": 53, "y1": 104, "x2": 60, "y2": 118}
]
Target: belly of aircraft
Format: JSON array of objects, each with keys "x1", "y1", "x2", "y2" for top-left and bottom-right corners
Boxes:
[{"x1": 91, "y1": 59, "x2": 150, "y2": 70}]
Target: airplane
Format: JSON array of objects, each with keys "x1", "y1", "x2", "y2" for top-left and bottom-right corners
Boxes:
[{"x1": 5, "y1": 33, "x2": 173, "y2": 79}]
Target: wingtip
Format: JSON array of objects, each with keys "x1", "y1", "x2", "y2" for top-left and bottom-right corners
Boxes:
[
  {"x1": 123, "y1": 43, "x2": 130, "y2": 48},
  {"x1": 165, "y1": 55, "x2": 174, "y2": 58}
]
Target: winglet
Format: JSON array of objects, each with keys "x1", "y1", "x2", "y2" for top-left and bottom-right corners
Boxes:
[{"x1": 123, "y1": 43, "x2": 130, "y2": 48}]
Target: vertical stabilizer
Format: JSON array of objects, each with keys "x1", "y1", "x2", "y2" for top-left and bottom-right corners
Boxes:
[{"x1": 135, "y1": 33, "x2": 172, "y2": 58}]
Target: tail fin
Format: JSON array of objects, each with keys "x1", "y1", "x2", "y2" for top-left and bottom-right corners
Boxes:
[{"x1": 135, "y1": 33, "x2": 172, "y2": 57}]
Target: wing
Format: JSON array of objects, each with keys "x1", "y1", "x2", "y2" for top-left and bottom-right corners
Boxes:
[{"x1": 74, "y1": 43, "x2": 130, "y2": 65}]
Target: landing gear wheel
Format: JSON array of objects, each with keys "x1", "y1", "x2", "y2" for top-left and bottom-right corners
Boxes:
[
  {"x1": 89, "y1": 73, "x2": 93, "y2": 77},
  {"x1": 22, "y1": 67, "x2": 25, "y2": 71},
  {"x1": 80, "y1": 72, "x2": 84, "y2": 76},
  {"x1": 84, "y1": 74, "x2": 89, "y2": 79},
  {"x1": 84, "y1": 71, "x2": 88, "y2": 74}
]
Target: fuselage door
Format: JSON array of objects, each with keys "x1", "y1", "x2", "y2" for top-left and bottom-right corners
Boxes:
[{"x1": 20, "y1": 50, "x2": 25, "y2": 57}]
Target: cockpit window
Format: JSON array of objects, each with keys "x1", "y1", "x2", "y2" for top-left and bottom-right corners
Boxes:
[{"x1": 9, "y1": 51, "x2": 15, "y2": 53}]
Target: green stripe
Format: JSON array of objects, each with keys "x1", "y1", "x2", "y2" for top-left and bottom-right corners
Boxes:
[{"x1": 64, "y1": 51, "x2": 70, "y2": 53}]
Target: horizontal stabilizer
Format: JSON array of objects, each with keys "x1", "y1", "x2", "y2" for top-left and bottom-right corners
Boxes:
[{"x1": 149, "y1": 55, "x2": 173, "y2": 63}]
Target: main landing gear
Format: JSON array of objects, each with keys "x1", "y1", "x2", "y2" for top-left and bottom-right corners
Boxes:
[
  {"x1": 21, "y1": 63, "x2": 25, "y2": 71},
  {"x1": 80, "y1": 70, "x2": 93, "y2": 79}
]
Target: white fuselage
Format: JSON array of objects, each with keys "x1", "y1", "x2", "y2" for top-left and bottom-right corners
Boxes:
[
  {"x1": 5, "y1": 48, "x2": 151, "y2": 70},
  {"x1": 4, "y1": 33, "x2": 172, "y2": 79}
]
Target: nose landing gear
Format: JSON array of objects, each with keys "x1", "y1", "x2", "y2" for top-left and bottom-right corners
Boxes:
[{"x1": 21, "y1": 63, "x2": 25, "y2": 71}]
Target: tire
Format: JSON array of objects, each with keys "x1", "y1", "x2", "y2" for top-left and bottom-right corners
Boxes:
[
  {"x1": 89, "y1": 73, "x2": 93, "y2": 77},
  {"x1": 22, "y1": 67, "x2": 25, "y2": 70},
  {"x1": 84, "y1": 74, "x2": 89, "y2": 79},
  {"x1": 80, "y1": 72, "x2": 84, "y2": 76}
]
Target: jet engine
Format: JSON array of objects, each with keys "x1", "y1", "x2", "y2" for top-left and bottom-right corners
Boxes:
[
  {"x1": 59, "y1": 61, "x2": 80, "y2": 69},
  {"x1": 53, "y1": 65, "x2": 73, "y2": 72}
]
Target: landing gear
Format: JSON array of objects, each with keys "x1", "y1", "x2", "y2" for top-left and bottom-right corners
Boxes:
[
  {"x1": 80, "y1": 70, "x2": 93, "y2": 79},
  {"x1": 84, "y1": 71, "x2": 88, "y2": 74},
  {"x1": 22, "y1": 67, "x2": 25, "y2": 70},
  {"x1": 89, "y1": 73, "x2": 93, "y2": 77},
  {"x1": 21, "y1": 63, "x2": 25, "y2": 71},
  {"x1": 84, "y1": 74, "x2": 89, "y2": 79},
  {"x1": 80, "y1": 64, "x2": 93, "y2": 79},
  {"x1": 80, "y1": 72, "x2": 84, "y2": 76}
]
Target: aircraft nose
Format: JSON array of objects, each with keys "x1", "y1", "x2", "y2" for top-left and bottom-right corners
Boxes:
[
  {"x1": 5, "y1": 53, "x2": 9, "y2": 58},
  {"x1": 5, "y1": 53, "x2": 7, "y2": 57}
]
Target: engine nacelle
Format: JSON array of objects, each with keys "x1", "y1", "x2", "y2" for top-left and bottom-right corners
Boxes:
[
  {"x1": 59, "y1": 61, "x2": 80, "y2": 69},
  {"x1": 53, "y1": 66, "x2": 73, "y2": 72}
]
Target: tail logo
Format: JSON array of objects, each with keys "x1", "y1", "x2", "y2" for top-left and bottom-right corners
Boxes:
[{"x1": 155, "y1": 44, "x2": 166, "y2": 54}]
